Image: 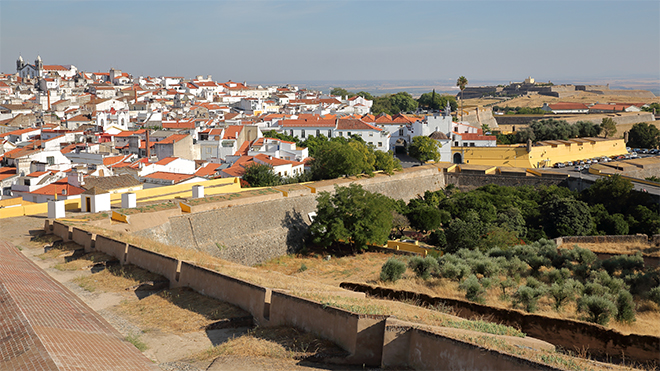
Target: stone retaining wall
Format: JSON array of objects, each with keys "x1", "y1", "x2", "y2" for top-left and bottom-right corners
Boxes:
[
  {"x1": 341, "y1": 282, "x2": 660, "y2": 365},
  {"x1": 42, "y1": 226, "x2": 561, "y2": 369}
]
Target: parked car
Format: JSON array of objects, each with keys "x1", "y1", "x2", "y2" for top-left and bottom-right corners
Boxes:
[{"x1": 574, "y1": 166, "x2": 583, "y2": 172}]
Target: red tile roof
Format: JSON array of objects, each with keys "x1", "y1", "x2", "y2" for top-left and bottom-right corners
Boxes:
[
  {"x1": 548, "y1": 103, "x2": 589, "y2": 110},
  {"x1": 143, "y1": 172, "x2": 194, "y2": 182},
  {"x1": 29, "y1": 181, "x2": 85, "y2": 196},
  {"x1": 223, "y1": 126, "x2": 243, "y2": 140}
]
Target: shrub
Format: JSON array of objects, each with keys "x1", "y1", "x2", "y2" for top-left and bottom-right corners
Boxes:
[
  {"x1": 513, "y1": 284, "x2": 546, "y2": 313},
  {"x1": 408, "y1": 256, "x2": 439, "y2": 280},
  {"x1": 498, "y1": 278, "x2": 516, "y2": 298},
  {"x1": 616, "y1": 290, "x2": 636, "y2": 323},
  {"x1": 650, "y1": 286, "x2": 660, "y2": 306},
  {"x1": 578, "y1": 295, "x2": 617, "y2": 326},
  {"x1": 473, "y1": 258, "x2": 500, "y2": 278},
  {"x1": 459, "y1": 274, "x2": 486, "y2": 303},
  {"x1": 380, "y1": 258, "x2": 407, "y2": 282},
  {"x1": 548, "y1": 279, "x2": 581, "y2": 310}
]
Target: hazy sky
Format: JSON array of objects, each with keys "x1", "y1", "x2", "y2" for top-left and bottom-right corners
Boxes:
[{"x1": 2, "y1": 0, "x2": 659, "y2": 84}]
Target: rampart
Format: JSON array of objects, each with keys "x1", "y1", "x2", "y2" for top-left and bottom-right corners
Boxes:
[
  {"x1": 382, "y1": 318, "x2": 559, "y2": 370},
  {"x1": 137, "y1": 166, "x2": 447, "y2": 266},
  {"x1": 43, "y1": 224, "x2": 562, "y2": 369},
  {"x1": 446, "y1": 172, "x2": 567, "y2": 190},
  {"x1": 341, "y1": 282, "x2": 660, "y2": 365}
]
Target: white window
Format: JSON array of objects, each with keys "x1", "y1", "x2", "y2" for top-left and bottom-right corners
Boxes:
[
  {"x1": 301, "y1": 129, "x2": 305, "y2": 138},
  {"x1": 378, "y1": 142, "x2": 382, "y2": 147},
  {"x1": 328, "y1": 130, "x2": 332, "y2": 137}
]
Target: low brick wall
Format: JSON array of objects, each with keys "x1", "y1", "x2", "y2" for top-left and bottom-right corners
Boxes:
[
  {"x1": 71, "y1": 228, "x2": 94, "y2": 252},
  {"x1": 382, "y1": 318, "x2": 556, "y2": 370},
  {"x1": 125, "y1": 245, "x2": 179, "y2": 284},
  {"x1": 268, "y1": 290, "x2": 387, "y2": 366},
  {"x1": 51, "y1": 221, "x2": 71, "y2": 241},
  {"x1": 341, "y1": 282, "x2": 660, "y2": 365},
  {"x1": 176, "y1": 261, "x2": 269, "y2": 324},
  {"x1": 94, "y1": 235, "x2": 128, "y2": 263}
]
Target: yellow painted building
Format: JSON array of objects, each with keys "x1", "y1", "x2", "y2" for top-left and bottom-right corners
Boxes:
[{"x1": 453, "y1": 137, "x2": 627, "y2": 168}]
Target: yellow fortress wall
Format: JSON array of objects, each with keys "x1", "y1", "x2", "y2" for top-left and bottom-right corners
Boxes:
[{"x1": 454, "y1": 138, "x2": 627, "y2": 168}]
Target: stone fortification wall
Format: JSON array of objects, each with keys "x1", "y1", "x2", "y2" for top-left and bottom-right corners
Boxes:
[
  {"x1": 382, "y1": 318, "x2": 557, "y2": 371},
  {"x1": 138, "y1": 166, "x2": 446, "y2": 266},
  {"x1": 42, "y1": 224, "x2": 560, "y2": 369},
  {"x1": 459, "y1": 107, "x2": 499, "y2": 129},
  {"x1": 446, "y1": 173, "x2": 567, "y2": 191},
  {"x1": 342, "y1": 282, "x2": 660, "y2": 365},
  {"x1": 126, "y1": 244, "x2": 180, "y2": 284},
  {"x1": 177, "y1": 261, "x2": 269, "y2": 324}
]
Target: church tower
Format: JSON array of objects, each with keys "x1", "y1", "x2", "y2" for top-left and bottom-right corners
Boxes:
[
  {"x1": 16, "y1": 55, "x2": 25, "y2": 71},
  {"x1": 35, "y1": 55, "x2": 43, "y2": 70}
]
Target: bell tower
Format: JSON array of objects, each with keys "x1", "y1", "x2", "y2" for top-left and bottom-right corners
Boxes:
[{"x1": 16, "y1": 55, "x2": 25, "y2": 71}]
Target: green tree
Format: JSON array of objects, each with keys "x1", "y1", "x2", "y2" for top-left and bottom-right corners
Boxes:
[
  {"x1": 601, "y1": 117, "x2": 617, "y2": 138},
  {"x1": 330, "y1": 87, "x2": 354, "y2": 98},
  {"x1": 418, "y1": 91, "x2": 458, "y2": 111},
  {"x1": 456, "y1": 76, "x2": 468, "y2": 121},
  {"x1": 390, "y1": 92, "x2": 418, "y2": 113},
  {"x1": 641, "y1": 103, "x2": 660, "y2": 113},
  {"x1": 309, "y1": 184, "x2": 393, "y2": 250},
  {"x1": 310, "y1": 140, "x2": 373, "y2": 180},
  {"x1": 408, "y1": 136, "x2": 441, "y2": 163},
  {"x1": 627, "y1": 122, "x2": 660, "y2": 149},
  {"x1": 242, "y1": 163, "x2": 282, "y2": 187},
  {"x1": 407, "y1": 205, "x2": 443, "y2": 232},
  {"x1": 374, "y1": 150, "x2": 402, "y2": 175},
  {"x1": 356, "y1": 91, "x2": 374, "y2": 100},
  {"x1": 542, "y1": 198, "x2": 593, "y2": 238}
]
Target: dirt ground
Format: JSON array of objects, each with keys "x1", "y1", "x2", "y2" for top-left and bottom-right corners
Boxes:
[{"x1": 463, "y1": 91, "x2": 660, "y2": 109}]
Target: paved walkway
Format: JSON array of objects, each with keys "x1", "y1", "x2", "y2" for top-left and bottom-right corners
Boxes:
[{"x1": 0, "y1": 240, "x2": 160, "y2": 371}]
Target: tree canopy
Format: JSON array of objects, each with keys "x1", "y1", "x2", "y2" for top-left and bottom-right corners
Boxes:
[
  {"x1": 242, "y1": 163, "x2": 282, "y2": 187},
  {"x1": 601, "y1": 118, "x2": 617, "y2": 138},
  {"x1": 330, "y1": 87, "x2": 355, "y2": 98},
  {"x1": 514, "y1": 119, "x2": 601, "y2": 143},
  {"x1": 627, "y1": 122, "x2": 660, "y2": 149},
  {"x1": 418, "y1": 91, "x2": 457, "y2": 111},
  {"x1": 408, "y1": 136, "x2": 442, "y2": 163},
  {"x1": 372, "y1": 92, "x2": 419, "y2": 115},
  {"x1": 309, "y1": 184, "x2": 394, "y2": 250}
]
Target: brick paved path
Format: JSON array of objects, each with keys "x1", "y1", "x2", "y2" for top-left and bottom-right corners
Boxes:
[{"x1": 0, "y1": 240, "x2": 160, "y2": 371}]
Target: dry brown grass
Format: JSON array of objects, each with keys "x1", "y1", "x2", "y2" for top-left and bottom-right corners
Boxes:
[
  {"x1": 115, "y1": 287, "x2": 248, "y2": 333},
  {"x1": 54, "y1": 252, "x2": 115, "y2": 271},
  {"x1": 37, "y1": 241, "x2": 80, "y2": 260},
  {"x1": 255, "y1": 251, "x2": 660, "y2": 337},
  {"x1": 192, "y1": 326, "x2": 347, "y2": 361},
  {"x1": 73, "y1": 264, "x2": 165, "y2": 293}
]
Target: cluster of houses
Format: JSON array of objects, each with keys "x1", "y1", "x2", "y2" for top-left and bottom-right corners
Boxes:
[{"x1": 0, "y1": 55, "x2": 496, "y2": 205}]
